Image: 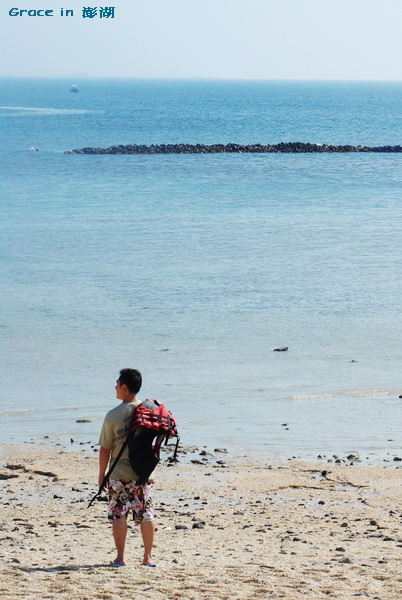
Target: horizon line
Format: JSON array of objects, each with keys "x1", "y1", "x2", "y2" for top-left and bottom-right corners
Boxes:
[{"x1": 1, "y1": 75, "x2": 402, "y2": 84}]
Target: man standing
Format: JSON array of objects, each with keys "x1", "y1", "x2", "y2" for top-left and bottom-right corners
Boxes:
[{"x1": 98, "y1": 368, "x2": 156, "y2": 567}]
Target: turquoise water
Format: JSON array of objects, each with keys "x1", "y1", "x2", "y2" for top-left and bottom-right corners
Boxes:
[{"x1": 1, "y1": 79, "x2": 401, "y2": 460}]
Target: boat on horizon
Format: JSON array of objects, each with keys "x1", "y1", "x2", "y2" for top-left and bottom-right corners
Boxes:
[{"x1": 70, "y1": 84, "x2": 79, "y2": 93}]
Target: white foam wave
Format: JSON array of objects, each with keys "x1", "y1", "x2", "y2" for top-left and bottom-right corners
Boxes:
[
  {"x1": 292, "y1": 393, "x2": 334, "y2": 401},
  {"x1": 341, "y1": 389, "x2": 394, "y2": 399},
  {"x1": 0, "y1": 408, "x2": 36, "y2": 417},
  {"x1": 292, "y1": 389, "x2": 396, "y2": 401},
  {"x1": 0, "y1": 106, "x2": 103, "y2": 115}
]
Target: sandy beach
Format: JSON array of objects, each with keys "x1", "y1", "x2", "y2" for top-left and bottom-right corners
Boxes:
[{"x1": 0, "y1": 444, "x2": 401, "y2": 600}]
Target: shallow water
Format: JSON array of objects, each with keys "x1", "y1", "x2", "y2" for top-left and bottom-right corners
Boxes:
[{"x1": 1, "y1": 79, "x2": 401, "y2": 459}]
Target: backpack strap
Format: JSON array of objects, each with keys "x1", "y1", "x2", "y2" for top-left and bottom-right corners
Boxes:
[{"x1": 87, "y1": 435, "x2": 130, "y2": 508}]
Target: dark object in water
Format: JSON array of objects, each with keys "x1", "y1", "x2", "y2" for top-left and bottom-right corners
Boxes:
[{"x1": 273, "y1": 346, "x2": 288, "y2": 352}]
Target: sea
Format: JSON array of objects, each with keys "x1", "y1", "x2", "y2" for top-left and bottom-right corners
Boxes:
[{"x1": 1, "y1": 78, "x2": 401, "y2": 464}]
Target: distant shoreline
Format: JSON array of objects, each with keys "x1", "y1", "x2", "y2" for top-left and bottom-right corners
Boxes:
[{"x1": 66, "y1": 142, "x2": 402, "y2": 155}]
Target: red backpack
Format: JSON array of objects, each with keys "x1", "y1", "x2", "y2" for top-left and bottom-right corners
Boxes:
[{"x1": 128, "y1": 399, "x2": 179, "y2": 484}]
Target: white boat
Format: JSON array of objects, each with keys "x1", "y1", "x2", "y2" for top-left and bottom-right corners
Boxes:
[{"x1": 70, "y1": 85, "x2": 79, "y2": 93}]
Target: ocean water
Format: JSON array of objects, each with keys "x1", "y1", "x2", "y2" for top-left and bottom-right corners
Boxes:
[{"x1": 1, "y1": 78, "x2": 401, "y2": 462}]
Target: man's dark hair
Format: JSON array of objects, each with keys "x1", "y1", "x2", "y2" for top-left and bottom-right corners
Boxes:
[{"x1": 119, "y1": 368, "x2": 142, "y2": 394}]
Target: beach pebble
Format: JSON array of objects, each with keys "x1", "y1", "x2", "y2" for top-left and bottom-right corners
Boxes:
[{"x1": 192, "y1": 522, "x2": 205, "y2": 529}]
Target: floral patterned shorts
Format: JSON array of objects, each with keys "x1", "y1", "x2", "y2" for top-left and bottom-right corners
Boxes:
[{"x1": 107, "y1": 479, "x2": 154, "y2": 523}]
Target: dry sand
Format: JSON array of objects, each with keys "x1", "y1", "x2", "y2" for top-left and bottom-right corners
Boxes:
[{"x1": 0, "y1": 444, "x2": 401, "y2": 600}]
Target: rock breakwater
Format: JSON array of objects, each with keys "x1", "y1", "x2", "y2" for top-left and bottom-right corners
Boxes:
[{"x1": 66, "y1": 142, "x2": 402, "y2": 155}]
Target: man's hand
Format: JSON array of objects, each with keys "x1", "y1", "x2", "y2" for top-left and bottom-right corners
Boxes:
[
  {"x1": 98, "y1": 446, "x2": 111, "y2": 490},
  {"x1": 98, "y1": 474, "x2": 107, "y2": 490}
]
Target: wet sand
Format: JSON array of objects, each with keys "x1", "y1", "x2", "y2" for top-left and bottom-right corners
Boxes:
[{"x1": 0, "y1": 444, "x2": 401, "y2": 600}]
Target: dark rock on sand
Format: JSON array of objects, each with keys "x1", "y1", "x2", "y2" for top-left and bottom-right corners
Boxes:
[
  {"x1": 0, "y1": 473, "x2": 19, "y2": 480},
  {"x1": 347, "y1": 453, "x2": 360, "y2": 461}
]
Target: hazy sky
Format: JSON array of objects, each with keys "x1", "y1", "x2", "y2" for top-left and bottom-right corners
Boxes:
[{"x1": 1, "y1": 0, "x2": 402, "y2": 80}]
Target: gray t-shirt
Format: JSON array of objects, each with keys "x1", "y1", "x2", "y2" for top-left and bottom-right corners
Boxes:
[{"x1": 98, "y1": 401, "x2": 140, "y2": 480}]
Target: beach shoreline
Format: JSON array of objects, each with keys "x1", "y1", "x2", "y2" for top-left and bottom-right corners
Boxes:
[{"x1": 1, "y1": 443, "x2": 401, "y2": 600}]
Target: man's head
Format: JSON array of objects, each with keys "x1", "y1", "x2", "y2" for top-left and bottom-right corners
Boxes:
[{"x1": 116, "y1": 368, "x2": 142, "y2": 399}]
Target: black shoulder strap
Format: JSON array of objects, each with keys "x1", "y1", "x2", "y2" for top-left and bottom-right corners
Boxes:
[{"x1": 87, "y1": 404, "x2": 139, "y2": 508}]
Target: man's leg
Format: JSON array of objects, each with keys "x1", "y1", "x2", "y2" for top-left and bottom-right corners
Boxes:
[
  {"x1": 140, "y1": 519, "x2": 155, "y2": 565},
  {"x1": 112, "y1": 516, "x2": 128, "y2": 565}
]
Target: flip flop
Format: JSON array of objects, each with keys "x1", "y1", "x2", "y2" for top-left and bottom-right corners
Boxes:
[
  {"x1": 108, "y1": 561, "x2": 126, "y2": 567},
  {"x1": 142, "y1": 562, "x2": 157, "y2": 567}
]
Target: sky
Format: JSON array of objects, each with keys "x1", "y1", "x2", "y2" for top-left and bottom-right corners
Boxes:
[{"x1": 1, "y1": 0, "x2": 402, "y2": 80}]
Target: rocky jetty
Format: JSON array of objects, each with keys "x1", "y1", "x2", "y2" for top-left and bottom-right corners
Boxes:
[{"x1": 66, "y1": 142, "x2": 402, "y2": 155}]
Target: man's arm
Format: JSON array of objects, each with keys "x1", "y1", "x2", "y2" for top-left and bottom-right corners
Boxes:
[{"x1": 98, "y1": 446, "x2": 111, "y2": 488}]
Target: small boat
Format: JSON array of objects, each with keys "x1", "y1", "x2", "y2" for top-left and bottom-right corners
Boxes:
[{"x1": 70, "y1": 84, "x2": 79, "y2": 93}]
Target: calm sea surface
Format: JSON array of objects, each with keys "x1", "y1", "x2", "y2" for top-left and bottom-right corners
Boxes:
[{"x1": 1, "y1": 79, "x2": 401, "y2": 462}]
